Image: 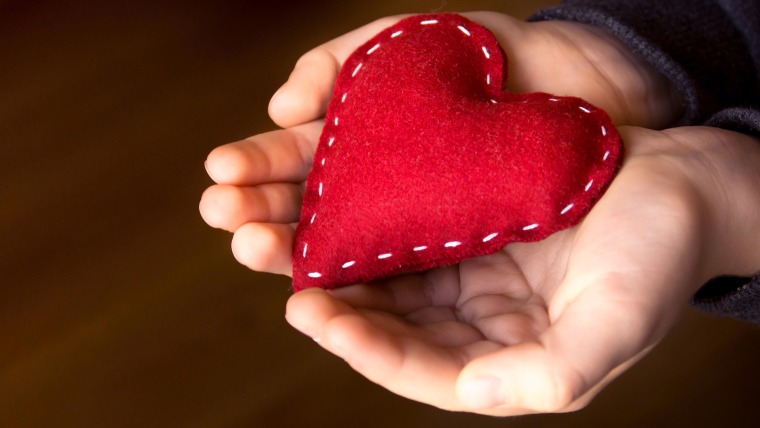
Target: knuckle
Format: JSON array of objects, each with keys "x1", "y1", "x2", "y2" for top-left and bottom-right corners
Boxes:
[{"x1": 544, "y1": 364, "x2": 587, "y2": 412}]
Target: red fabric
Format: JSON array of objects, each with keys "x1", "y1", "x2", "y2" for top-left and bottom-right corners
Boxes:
[{"x1": 292, "y1": 13, "x2": 623, "y2": 291}]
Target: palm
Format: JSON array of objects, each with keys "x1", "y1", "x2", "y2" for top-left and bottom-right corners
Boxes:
[{"x1": 285, "y1": 127, "x2": 708, "y2": 415}]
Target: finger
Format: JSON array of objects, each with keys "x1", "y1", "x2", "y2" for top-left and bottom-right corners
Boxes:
[
  {"x1": 269, "y1": 16, "x2": 406, "y2": 128},
  {"x1": 287, "y1": 289, "x2": 466, "y2": 411},
  {"x1": 327, "y1": 264, "x2": 460, "y2": 315},
  {"x1": 200, "y1": 183, "x2": 303, "y2": 232},
  {"x1": 205, "y1": 122, "x2": 322, "y2": 186},
  {"x1": 231, "y1": 222, "x2": 295, "y2": 276}
]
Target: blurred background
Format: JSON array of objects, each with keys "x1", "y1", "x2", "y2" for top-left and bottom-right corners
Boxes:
[{"x1": 2, "y1": 0, "x2": 759, "y2": 426}]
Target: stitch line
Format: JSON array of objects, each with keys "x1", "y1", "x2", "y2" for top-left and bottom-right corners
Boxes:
[
  {"x1": 352, "y1": 63, "x2": 363, "y2": 77},
  {"x1": 304, "y1": 17, "x2": 616, "y2": 283},
  {"x1": 483, "y1": 232, "x2": 498, "y2": 242}
]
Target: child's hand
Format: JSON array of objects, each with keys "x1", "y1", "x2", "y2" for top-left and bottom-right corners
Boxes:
[
  {"x1": 267, "y1": 12, "x2": 682, "y2": 131},
  {"x1": 284, "y1": 125, "x2": 760, "y2": 414},
  {"x1": 199, "y1": 13, "x2": 760, "y2": 414},
  {"x1": 200, "y1": 12, "x2": 682, "y2": 273}
]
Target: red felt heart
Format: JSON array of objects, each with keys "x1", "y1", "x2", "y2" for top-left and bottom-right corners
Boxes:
[{"x1": 292, "y1": 13, "x2": 623, "y2": 291}]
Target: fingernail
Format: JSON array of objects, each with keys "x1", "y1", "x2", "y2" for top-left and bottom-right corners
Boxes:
[{"x1": 461, "y1": 376, "x2": 503, "y2": 409}]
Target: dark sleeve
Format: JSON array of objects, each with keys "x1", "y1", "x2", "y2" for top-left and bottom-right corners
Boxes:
[
  {"x1": 532, "y1": 1, "x2": 760, "y2": 324},
  {"x1": 529, "y1": 0, "x2": 760, "y2": 125}
]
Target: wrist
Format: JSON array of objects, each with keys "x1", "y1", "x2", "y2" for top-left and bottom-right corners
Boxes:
[
  {"x1": 666, "y1": 127, "x2": 760, "y2": 278},
  {"x1": 526, "y1": 19, "x2": 683, "y2": 128},
  {"x1": 557, "y1": 21, "x2": 683, "y2": 129}
]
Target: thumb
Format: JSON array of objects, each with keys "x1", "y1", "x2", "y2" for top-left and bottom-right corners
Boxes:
[{"x1": 455, "y1": 283, "x2": 668, "y2": 413}]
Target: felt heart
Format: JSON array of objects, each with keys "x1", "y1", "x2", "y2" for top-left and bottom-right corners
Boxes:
[{"x1": 292, "y1": 13, "x2": 623, "y2": 291}]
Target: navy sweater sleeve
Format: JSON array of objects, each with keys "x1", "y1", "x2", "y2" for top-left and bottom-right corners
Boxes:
[{"x1": 532, "y1": 0, "x2": 760, "y2": 324}]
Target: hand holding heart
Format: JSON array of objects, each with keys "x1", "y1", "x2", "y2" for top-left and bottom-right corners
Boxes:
[
  {"x1": 291, "y1": 14, "x2": 624, "y2": 291},
  {"x1": 200, "y1": 12, "x2": 760, "y2": 415}
]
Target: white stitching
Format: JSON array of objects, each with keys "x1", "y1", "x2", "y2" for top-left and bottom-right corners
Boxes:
[
  {"x1": 352, "y1": 63, "x2": 363, "y2": 77},
  {"x1": 483, "y1": 232, "x2": 498, "y2": 242},
  {"x1": 303, "y1": 16, "x2": 617, "y2": 282}
]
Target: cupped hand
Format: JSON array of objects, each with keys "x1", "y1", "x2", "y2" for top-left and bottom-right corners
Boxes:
[
  {"x1": 201, "y1": 11, "x2": 683, "y2": 275},
  {"x1": 267, "y1": 12, "x2": 682, "y2": 131},
  {"x1": 284, "y1": 125, "x2": 760, "y2": 415},
  {"x1": 199, "y1": 12, "x2": 760, "y2": 415}
]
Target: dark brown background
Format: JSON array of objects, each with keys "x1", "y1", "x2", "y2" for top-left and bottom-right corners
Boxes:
[{"x1": 2, "y1": 0, "x2": 759, "y2": 426}]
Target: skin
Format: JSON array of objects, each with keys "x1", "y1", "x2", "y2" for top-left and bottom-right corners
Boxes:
[{"x1": 199, "y1": 12, "x2": 760, "y2": 415}]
